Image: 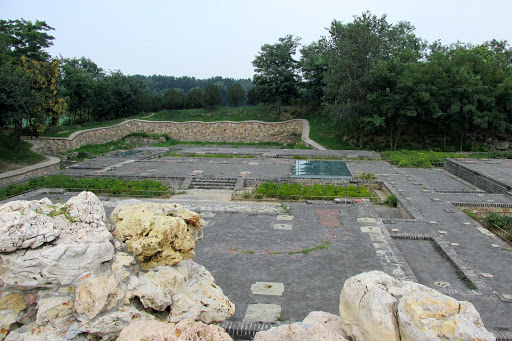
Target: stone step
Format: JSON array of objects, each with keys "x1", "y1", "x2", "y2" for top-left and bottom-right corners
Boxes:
[{"x1": 189, "y1": 178, "x2": 237, "y2": 190}]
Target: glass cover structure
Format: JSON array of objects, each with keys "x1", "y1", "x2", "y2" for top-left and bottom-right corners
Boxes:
[{"x1": 292, "y1": 160, "x2": 352, "y2": 180}]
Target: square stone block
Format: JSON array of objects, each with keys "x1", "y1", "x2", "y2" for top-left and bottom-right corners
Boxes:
[
  {"x1": 360, "y1": 226, "x2": 381, "y2": 234},
  {"x1": 357, "y1": 217, "x2": 376, "y2": 223},
  {"x1": 277, "y1": 215, "x2": 294, "y2": 221},
  {"x1": 450, "y1": 243, "x2": 460, "y2": 246},
  {"x1": 251, "y1": 282, "x2": 285, "y2": 296},
  {"x1": 244, "y1": 304, "x2": 281, "y2": 322},
  {"x1": 391, "y1": 229, "x2": 400, "y2": 232},
  {"x1": 201, "y1": 212, "x2": 216, "y2": 218},
  {"x1": 490, "y1": 244, "x2": 501, "y2": 248},
  {"x1": 274, "y1": 224, "x2": 292, "y2": 231},
  {"x1": 480, "y1": 273, "x2": 494, "y2": 278},
  {"x1": 438, "y1": 231, "x2": 448, "y2": 235}
]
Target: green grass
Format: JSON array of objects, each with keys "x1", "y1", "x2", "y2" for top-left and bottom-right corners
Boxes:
[
  {"x1": 381, "y1": 150, "x2": 512, "y2": 168},
  {"x1": 0, "y1": 175, "x2": 169, "y2": 200},
  {"x1": 255, "y1": 182, "x2": 373, "y2": 200},
  {"x1": 353, "y1": 172, "x2": 377, "y2": 181},
  {"x1": 288, "y1": 241, "x2": 331, "y2": 255},
  {"x1": 162, "y1": 153, "x2": 255, "y2": 159},
  {"x1": 383, "y1": 194, "x2": 398, "y2": 207},
  {"x1": 0, "y1": 131, "x2": 46, "y2": 171},
  {"x1": 65, "y1": 133, "x2": 174, "y2": 161},
  {"x1": 484, "y1": 212, "x2": 512, "y2": 235}
]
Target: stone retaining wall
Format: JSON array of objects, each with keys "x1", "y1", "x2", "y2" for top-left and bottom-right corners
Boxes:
[
  {"x1": 33, "y1": 119, "x2": 304, "y2": 155},
  {"x1": 444, "y1": 158, "x2": 512, "y2": 194},
  {"x1": 0, "y1": 157, "x2": 61, "y2": 187}
]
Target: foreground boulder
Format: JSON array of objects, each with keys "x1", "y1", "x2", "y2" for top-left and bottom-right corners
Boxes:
[
  {"x1": 117, "y1": 319, "x2": 233, "y2": 341},
  {"x1": 254, "y1": 311, "x2": 349, "y2": 341},
  {"x1": 0, "y1": 194, "x2": 234, "y2": 340},
  {"x1": 110, "y1": 202, "x2": 204, "y2": 268},
  {"x1": 339, "y1": 271, "x2": 495, "y2": 341},
  {"x1": 0, "y1": 192, "x2": 114, "y2": 288}
]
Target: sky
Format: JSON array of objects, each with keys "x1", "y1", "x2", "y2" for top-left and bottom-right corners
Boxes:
[{"x1": 1, "y1": 0, "x2": 511, "y2": 79}]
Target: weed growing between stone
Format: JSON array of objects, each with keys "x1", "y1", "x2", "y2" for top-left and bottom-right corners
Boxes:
[{"x1": 381, "y1": 150, "x2": 512, "y2": 168}]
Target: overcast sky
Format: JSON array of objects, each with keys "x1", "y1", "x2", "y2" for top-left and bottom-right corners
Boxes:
[{"x1": 2, "y1": 0, "x2": 511, "y2": 79}]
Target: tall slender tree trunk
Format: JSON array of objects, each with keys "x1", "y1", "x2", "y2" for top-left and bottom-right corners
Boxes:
[
  {"x1": 390, "y1": 126, "x2": 394, "y2": 151},
  {"x1": 359, "y1": 130, "x2": 364, "y2": 150},
  {"x1": 443, "y1": 131, "x2": 446, "y2": 152},
  {"x1": 459, "y1": 130, "x2": 464, "y2": 152},
  {"x1": 276, "y1": 97, "x2": 282, "y2": 114},
  {"x1": 393, "y1": 128, "x2": 402, "y2": 151}
]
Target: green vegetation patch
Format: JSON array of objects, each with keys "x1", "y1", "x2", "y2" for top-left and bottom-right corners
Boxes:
[
  {"x1": 255, "y1": 182, "x2": 372, "y2": 200},
  {"x1": 147, "y1": 105, "x2": 284, "y2": 123},
  {"x1": 381, "y1": 150, "x2": 512, "y2": 168},
  {"x1": 0, "y1": 131, "x2": 46, "y2": 169},
  {"x1": 0, "y1": 175, "x2": 169, "y2": 200},
  {"x1": 484, "y1": 212, "x2": 512, "y2": 235},
  {"x1": 288, "y1": 241, "x2": 331, "y2": 255}
]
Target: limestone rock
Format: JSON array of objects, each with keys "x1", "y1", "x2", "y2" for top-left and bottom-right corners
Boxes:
[
  {"x1": 398, "y1": 291, "x2": 496, "y2": 341},
  {"x1": 111, "y1": 252, "x2": 136, "y2": 272},
  {"x1": 254, "y1": 311, "x2": 348, "y2": 341},
  {"x1": 0, "y1": 192, "x2": 114, "y2": 289},
  {"x1": 75, "y1": 274, "x2": 124, "y2": 319},
  {"x1": 77, "y1": 304, "x2": 156, "y2": 340},
  {"x1": 117, "y1": 318, "x2": 233, "y2": 341},
  {"x1": 0, "y1": 310, "x2": 18, "y2": 340},
  {"x1": 496, "y1": 141, "x2": 510, "y2": 150},
  {"x1": 36, "y1": 295, "x2": 73, "y2": 326},
  {"x1": 110, "y1": 203, "x2": 204, "y2": 268},
  {"x1": 126, "y1": 260, "x2": 234, "y2": 324},
  {"x1": 0, "y1": 293, "x2": 27, "y2": 314},
  {"x1": 339, "y1": 271, "x2": 495, "y2": 341}
]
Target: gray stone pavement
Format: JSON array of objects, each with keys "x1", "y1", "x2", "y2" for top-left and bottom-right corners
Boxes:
[{"x1": 2, "y1": 147, "x2": 512, "y2": 335}]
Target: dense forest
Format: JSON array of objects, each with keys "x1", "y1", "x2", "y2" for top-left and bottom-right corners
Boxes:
[{"x1": 1, "y1": 12, "x2": 512, "y2": 151}]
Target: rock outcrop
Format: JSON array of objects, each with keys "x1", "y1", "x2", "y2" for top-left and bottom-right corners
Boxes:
[
  {"x1": 110, "y1": 202, "x2": 204, "y2": 268},
  {"x1": 0, "y1": 193, "x2": 234, "y2": 341},
  {"x1": 339, "y1": 271, "x2": 495, "y2": 341},
  {"x1": 0, "y1": 192, "x2": 114, "y2": 289}
]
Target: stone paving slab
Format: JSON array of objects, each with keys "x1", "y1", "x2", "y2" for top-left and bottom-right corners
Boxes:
[{"x1": 448, "y1": 158, "x2": 512, "y2": 188}]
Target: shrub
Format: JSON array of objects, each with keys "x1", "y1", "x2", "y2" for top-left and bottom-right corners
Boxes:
[{"x1": 384, "y1": 194, "x2": 397, "y2": 207}]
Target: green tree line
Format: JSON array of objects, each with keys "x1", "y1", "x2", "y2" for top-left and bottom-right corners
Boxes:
[{"x1": 251, "y1": 11, "x2": 512, "y2": 150}]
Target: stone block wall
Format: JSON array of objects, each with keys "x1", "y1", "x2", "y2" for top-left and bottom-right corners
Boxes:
[
  {"x1": 444, "y1": 159, "x2": 512, "y2": 194},
  {"x1": 35, "y1": 119, "x2": 304, "y2": 155},
  {"x1": 0, "y1": 157, "x2": 61, "y2": 187}
]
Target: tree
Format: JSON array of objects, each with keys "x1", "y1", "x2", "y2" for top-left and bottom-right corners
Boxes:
[
  {"x1": 300, "y1": 38, "x2": 329, "y2": 102},
  {"x1": 247, "y1": 87, "x2": 263, "y2": 106},
  {"x1": 21, "y1": 56, "x2": 66, "y2": 129},
  {"x1": 323, "y1": 11, "x2": 422, "y2": 149},
  {"x1": 163, "y1": 88, "x2": 185, "y2": 110},
  {"x1": 0, "y1": 63, "x2": 37, "y2": 147},
  {"x1": 252, "y1": 35, "x2": 301, "y2": 113},
  {"x1": 202, "y1": 84, "x2": 222, "y2": 108},
  {"x1": 185, "y1": 87, "x2": 203, "y2": 109},
  {"x1": 0, "y1": 19, "x2": 54, "y2": 64},
  {"x1": 226, "y1": 83, "x2": 246, "y2": 107}
]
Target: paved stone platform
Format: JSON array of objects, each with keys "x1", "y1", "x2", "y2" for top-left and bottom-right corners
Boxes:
[{"x1": 2, "y1": 147, "x2": 512, "y2": 337}]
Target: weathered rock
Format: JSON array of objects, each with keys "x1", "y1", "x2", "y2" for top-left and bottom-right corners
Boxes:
[
  {"x1": 0, "y1": 310, "x2": 18, "y2": 340},
  {"x1": 0, "y1": 192, "x2": 114, "y2": 289},
  {"x1": 254, "y1": 311, "x2": 348, "y2": 341},
  {"x1": 0, "y1": 293, "x2": 27, "y2": 314},
  {"x1": 125, "y1": 260, "x2": 234, "y2": 324},
  {"x1": 110, "y1": 203, "x2": 204, "y2": 268},
  {"x1": 339, "y1": 271, "x2": 495, "y2": 341},
  {"x1": 398, "y1": 291, "x2": 496, "y2": 341},
  {"x1": 35, "y1": 295, "x2": 73, "y2": 326},
  {"x1": 77, "y1": 304, "x2": 156, "y2": 340},
  {"x1": 117, "y1": 318, "x2": 233, "y2": 341},
  {"x1": 75, "y1": 274, "x2": 124, "y2": 320},
  {"x1": 111, "y1": 252, "x2": 136, "y2": 272}
]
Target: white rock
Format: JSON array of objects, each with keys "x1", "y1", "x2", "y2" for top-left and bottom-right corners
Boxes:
[
  {"x1": 75, "y1": 274, "x2": 124, "y2": 320},
  {"x1": 339, "y1": 271, "x2": 495, "y2": 341},
  {"x1": 254, "y1": 311, "x2": 348, "y2": 341},
  {"x1": 0, "y1": 192, "x2": 115, "y2": 289},
  {"x1": 117, "y1": 318, "x2": 233, "y2": 341}
]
